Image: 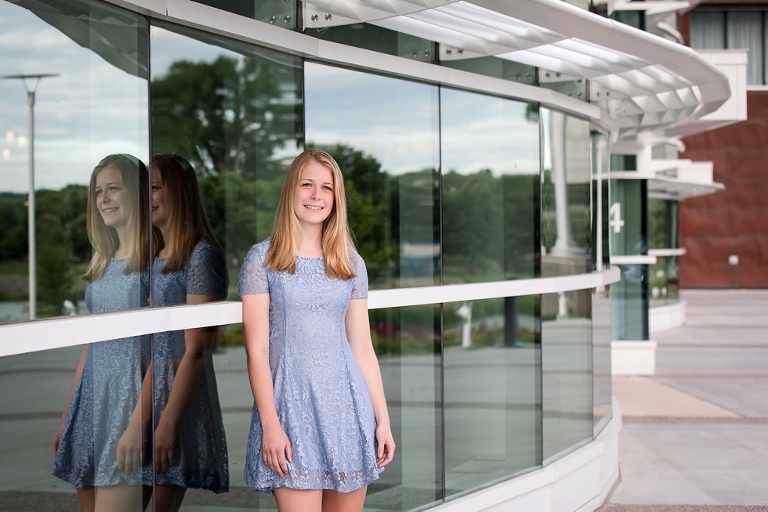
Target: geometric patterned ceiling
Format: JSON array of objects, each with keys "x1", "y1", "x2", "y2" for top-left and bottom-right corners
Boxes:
[{"x1": 304, "y1": 0, "x2": 731, "y2": 140}]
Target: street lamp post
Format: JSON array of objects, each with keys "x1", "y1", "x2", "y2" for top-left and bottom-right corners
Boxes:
[{"x1": 2, "y1": 73, "x2": 59, "y2": 320}]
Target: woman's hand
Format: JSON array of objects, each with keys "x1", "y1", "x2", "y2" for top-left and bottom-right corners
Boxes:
[
  {"x1": 154, "y1": 418, "x2": 178, "y2": 474},
  {"x1": 375, "y1": 424, "x2": 396, "y2": 469},
  {"x1": 116, "y1": 421, "x2": 144, "y2": 475},
  {"x1": 262, "y1": 424, "x2": 292, "y2": 477}
]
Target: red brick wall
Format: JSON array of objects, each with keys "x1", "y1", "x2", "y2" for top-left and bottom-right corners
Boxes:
[{"x1": 679, "y1": 91, "x2": 768, "y2": 288}]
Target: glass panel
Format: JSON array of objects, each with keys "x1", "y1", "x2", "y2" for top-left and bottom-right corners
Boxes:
[
  {"x1": 592, "y1": 131, "x2": 610, "y2": 270},
  {"x1": 610, "y1": 180, "x2": 649, "y2": 341},
  {"x1": 650, "y1": 255, "x2": 680, "y2": 307},
  {"x1": 541, "y1": 109, "x2": 592, "y2": 277},
  {"x1": 1, "y1": 0, "x2": 150, "y2": 324},
  {"x1": 540, "y1": 78, "x2": 588, "y2": 103},
  {"x1": 1, "y1": 345, "x2": 149, "y2": 509},
  {"x1": 443, "y1": 295, "x2": 541, "y2": 496},
  {"x1": 592, "y1": 286, "x2": 612, "y2": 435},
  {"x1": 191, "y1": 0, "x2": 298, "y2": 30},
  {"x1": 727, "y1": 11, "x2": 764, "y2": 86},
  {"x1": 648, "y1": 196, "x2": 681, "y2": 307},
  {"x1": 149, "y1": 22, "x2": 304, "y2": 508},
  {"x1": 441, "y1": 56, "x2": 536, "y2": 85},
  {"x1": 610, "y1": 180, "x2": 645, "y2": 258},
  {"x1": 367, "y1": 305, "x2": 442, "y2": 510},
  {"x1": 541, "y1": 289, "x2": 593, "y2": 462},
  {"x1": 610, "y1": 154, "x2": 637, "y2": 171},
  {"x1": 690, "y1": 10, "x2": 725, "y2": 49},
  {"x1": 764, "y1": 11, "x2": 768, "y2": 86},
  {"x1": 612, "y1": 263, "x2": 648, "y2": 340},
  {"x1": 304, "y1": 62, "x2": 440, "y2": 289},
  {"x1": 441, "y1": 88, "x2": 540, "y2": 283},
  {"x1": 652, "y1": 142, "x2": 679, "y2": 160},
  {"x1": 313, "y1": 24, "x2": 436, "y2": 63},
  {"x1": 612, "y1": 10, "x2": 643, "y2": 30}
]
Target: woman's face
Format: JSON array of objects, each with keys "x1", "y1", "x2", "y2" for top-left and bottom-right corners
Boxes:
[
  {"x1": 151, "y1": 168, "x2": 169, "y2": 230},
  {"x1": 292, "y1": 161, "x2": 334, "y2": 229},
  {"x1": 95, "y1": 166, "x2": 131, "y2": 230}
]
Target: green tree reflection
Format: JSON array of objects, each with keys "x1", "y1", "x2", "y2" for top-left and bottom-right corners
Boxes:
[{"x1": 151, "y1": 55, "x2": 300, "y2": 179}]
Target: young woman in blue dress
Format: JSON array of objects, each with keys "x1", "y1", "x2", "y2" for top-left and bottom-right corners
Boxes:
[
  {"x1": 238, "y1": 149, "x2": 395, "y2": 511},
  {"x1": 52, "y1": 154, "x2": 153, "y2": 511},
  {"x1": 146, "y1": 153, "x2": 229, "y2": 510}
]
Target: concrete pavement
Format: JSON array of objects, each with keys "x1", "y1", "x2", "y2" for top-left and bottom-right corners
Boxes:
[{"x1": 601, "y1": 290, "x2": 768, "y2": 512}]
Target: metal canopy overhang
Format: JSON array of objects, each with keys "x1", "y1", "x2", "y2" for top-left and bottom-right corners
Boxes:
[
  {"x1": 29, "y1": 0, "x2": 730, "y2": 142},
  {"x1": 304, "y1": 0, "x2": 730, "y2": 140}
]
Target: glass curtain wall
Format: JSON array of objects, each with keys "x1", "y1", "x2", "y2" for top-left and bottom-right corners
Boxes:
[{"x1": 0, "y1": 1, "x2": 609, "y2": 510}]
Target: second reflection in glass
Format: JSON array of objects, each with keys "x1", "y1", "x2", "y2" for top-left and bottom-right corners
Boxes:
[{"x1": 148, "y1": 154, "x2": 230, "y2": 507}]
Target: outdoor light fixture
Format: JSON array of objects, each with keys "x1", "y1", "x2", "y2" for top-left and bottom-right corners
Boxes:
[{"x1": 2, "y1": 73, "x2": 60, "y2": 320}]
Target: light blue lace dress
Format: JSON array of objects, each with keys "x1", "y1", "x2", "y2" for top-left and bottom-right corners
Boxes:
[
  {"x1": 238, "y1": 238, "x2": 381, "y2": 494},
  {"x1": 52, "y1": 258, "x2": 150, "y2": 487},
  {"x1": 146, "y1": 236, "x2": 229, "y2": 493}
]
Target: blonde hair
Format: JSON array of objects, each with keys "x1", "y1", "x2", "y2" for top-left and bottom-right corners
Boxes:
[
  {"x1": 82, "y1": 154, "x2": 153, "y2": 281},
  {"x1": 152, "y1": 153, "x2": 221, "y2": 273},
  {"x1": 266, "y1": 149, "x2": 355, "y2": 280}
]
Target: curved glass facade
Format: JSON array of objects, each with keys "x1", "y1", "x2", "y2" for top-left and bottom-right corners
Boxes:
[{"x1": 0, "y1": 1, "x2": 616, "y2": 510}]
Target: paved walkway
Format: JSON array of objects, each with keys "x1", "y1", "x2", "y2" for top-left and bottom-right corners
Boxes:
[{"x1": 600, "y1": 290, "x2": 768, "y2": 512}]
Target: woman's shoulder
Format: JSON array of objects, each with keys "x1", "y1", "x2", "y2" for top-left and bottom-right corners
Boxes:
[
  {"x1": 239, "y1": 237, "x2": 273, "y2": 293},
  {"x1": 243, "y1": 237, "x2": 273, "y2": 263},
  {"x1": 347, "y1": 244, "x2": 364, "y2": 262},
  {"x1": 188, "y1": 236, "x2": 224, "y2": 264},
  {"x1": 348, "y1": 247, "x2": 367, "y2": 274},
  {"x1": 253, "y1": 236, "x2": 272, "y2": 253},
  {"x1": 192, "y1": 235, "x2": 223, "y2": 255}
]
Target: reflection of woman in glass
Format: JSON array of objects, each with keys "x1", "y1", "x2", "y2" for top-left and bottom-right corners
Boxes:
[
  {"x1": 146, "y1": 153, "x2": 229, "y2": 510},
  {"x1": 239, "y1": 149, "x2": 395, "y2": 511},
  {"x1": 53, "y1": 154, "x2": 153, "y2": 511}
]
